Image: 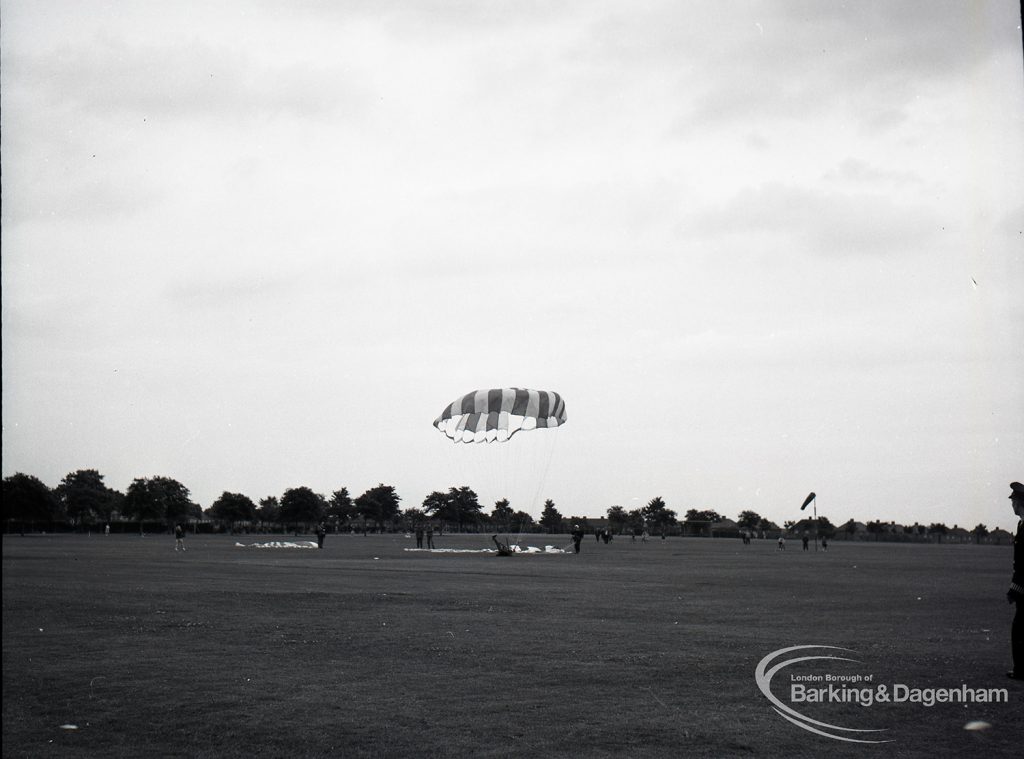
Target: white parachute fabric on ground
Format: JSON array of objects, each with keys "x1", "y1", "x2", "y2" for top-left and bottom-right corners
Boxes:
[
  {"x1": 403, "y1": 545, "x2": 567, "y2": 554},
  {"x1": 235, "y1": 541, "x2": 318, "y2": 549},
  {"x1": 514, "y1": 545, "x2": 568, "y2": 554}
]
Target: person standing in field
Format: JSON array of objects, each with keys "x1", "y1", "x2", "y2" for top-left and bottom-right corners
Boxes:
[
  {"x1": 174, "y1": 524, "x2": 186, "y2": 552},
  {"x1": 316, "y1": 522, "x2": 327, "y2": 550},
  {"x1": 415, "y1": 525, "x2": 424, "y2": 548},
  {"x1": 1007, "y1": 481, "x2": 1024, "y2": 681},
  {"x1": 104, "y1": 524, "x2": 110, "y2": 536},
  {"x1": 777, "y1": 534, "x2": 785, "y2": 551},
  {"x1": 426, "y1": 525, "x2": 435, "y2": 549},
  {"x1": 802, "y1": 533, "x2": 810, "y2": 551},
  {"x1": 571, "y1": 524, "x2": 584, "y2": 554}
]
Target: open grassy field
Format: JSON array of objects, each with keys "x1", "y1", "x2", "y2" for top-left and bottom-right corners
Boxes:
[{"x1": 3, "y1": 532, "x2": 1021, "y2": 758}]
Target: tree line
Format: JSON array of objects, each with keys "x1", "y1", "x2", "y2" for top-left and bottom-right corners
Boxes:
[
  {"x1": 1, "y1": 468, "x2": 686, "y2": 535},
  {"x1": 1, "y1": 469, "x2": 994, "y2": 541}
]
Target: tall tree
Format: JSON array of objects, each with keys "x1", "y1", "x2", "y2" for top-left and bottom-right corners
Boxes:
[
  {"x1": 326, "y1": 487, "x2": 355, "y2": 527},
  {"x1": 737, "y1": 510, "x2": 762, "y2": 530},
  {"x1": 257, "y1": 496, "x2": 280, "y2": 525},
  {"x1": 420, "y1": 488, "x2": 481, "y2": 531},
  {"x1": 512, "y1": 510, "x2": 534, "y2": 530},
  {"x1": 401, "y1": 507, "x2": 426, "y2": 531},
  {"x1": 539, "y1": 499, "x2": 563, "y2": 533},
  {"x1": 606, "y1": 505, "x2": 628, "y2": 534},
  {"x1": 355, "y1": 484, "x2": 402, "y2": 531},
  {"x1": 491, "y1": 498, "x2": 515, "y2": 531},
  {"x1": 684, "y1": 509, "x2": 722, "y2": 523},
  {"x1": 2, "y1": 473, "x2": 60, "y2": 528},
  {"x1": 208, "y1": 492, "x2": 257, "y2": 530},
  {"x1": 626, "y1": 508, "x2": 645, "y2": 534},
  {"x1": 280, "y1": 487, "x2": 325, "y2": 527},
  {"x1": 421, "y1": 491, "x2": 447, "y2": 520},
  {"x1": 642, "y1": 496, "x2": 677, "y2": 534},
  {"x1": 122, "y1": 476, "x2": 199, "y2": 525},
  {"x1": 446, "y1": 487, "x2": 481, "y2": 528},
  {"x1": 55, "y1": 469, "x2": 119, "y2": 526}
]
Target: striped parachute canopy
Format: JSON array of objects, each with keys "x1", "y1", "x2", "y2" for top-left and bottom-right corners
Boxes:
[{"x1": 434, "y1": 388, "x2": 567, "y2": 444}]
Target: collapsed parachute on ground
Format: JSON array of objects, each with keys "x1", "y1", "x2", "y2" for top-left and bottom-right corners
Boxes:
[
  {"x1": 433, "y1": 388, "x2": 567, "y2": 444},
  {"x1": 235, "y1": 541, "x2": 318, "y2": 549},
  {"x1": 403, "y1": 545, "x2": 567, "y2": 554}
]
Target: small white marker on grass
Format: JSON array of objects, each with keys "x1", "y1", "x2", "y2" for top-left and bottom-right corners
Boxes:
[{"x1": 964, "y1": 721, "x2": 991, "y2": 731}]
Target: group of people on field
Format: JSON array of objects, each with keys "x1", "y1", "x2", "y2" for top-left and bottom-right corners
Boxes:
[
  {"x1": 774, "y1": 533, "x2": 827, "y2": 551},
  {"x1": 414, "y1": 525, "x2": 436, "y2": 549}
]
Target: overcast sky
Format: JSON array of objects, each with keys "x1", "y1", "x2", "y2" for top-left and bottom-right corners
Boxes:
[{"x1": 2, "y1": 1, "x2": 1022, "y2": 531}]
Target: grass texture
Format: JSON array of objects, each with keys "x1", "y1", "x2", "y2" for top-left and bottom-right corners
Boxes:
[{"x1": 3, "y1": 532, "x2": 1021, "y2": 758}]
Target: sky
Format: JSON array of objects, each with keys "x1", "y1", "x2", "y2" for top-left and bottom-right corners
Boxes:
[{"x1": 2, "y1": 1, "x2": 1022, "y2": 531}]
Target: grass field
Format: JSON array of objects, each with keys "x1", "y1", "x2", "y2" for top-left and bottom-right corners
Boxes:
[{"x1": 3, "y1": 532, "x2": 1021, "y2": 758}]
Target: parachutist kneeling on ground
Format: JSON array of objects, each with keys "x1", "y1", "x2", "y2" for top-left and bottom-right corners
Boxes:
[{"x1": 491, "y1": 535, "x2": 514, "y2": 556}]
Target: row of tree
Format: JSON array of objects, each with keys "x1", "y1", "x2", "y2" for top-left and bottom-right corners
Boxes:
[
  {"x1": 0, "y1": 471, "x2": 401, "y2": 532},
  {"x1": 1, "y1": 469, "x2": 994, "y2": 540},
  {"x1": 1, "y1": 468, "x2": 686, "y2": 535},
  {"x1": 0, "y1": 469, "x2": 668, "y2": 533}
]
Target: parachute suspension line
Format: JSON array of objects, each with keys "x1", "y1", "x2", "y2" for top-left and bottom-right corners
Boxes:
[
  {"x1": 432, "y1": 388, "x2": 567, "y2": 549},
  {"x1": 501, "y1": 436, "x2": 525, "y2": 549},
  {"x1": 495, "y1": 439, "x2": 512, "y2": 546},
  {"x1": 515, "y1": 430, "x2": 559, "y2": 549}
]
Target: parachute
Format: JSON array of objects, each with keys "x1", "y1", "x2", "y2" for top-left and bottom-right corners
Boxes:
[
  {"x1": 433, "y1": 388, "x2": 567, "y2": 444},
  {"x1": 431, "y1": 388, "x2": 567, "y2": 544}
]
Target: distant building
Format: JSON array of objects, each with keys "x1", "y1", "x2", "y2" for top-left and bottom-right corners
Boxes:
[
  {"x1": 844, "y1": 521, "x2": 868, "y2": 536},
  {"x1": 989, "y1": 528, "x2": 1013, "y2": 545},
  {"x1": 948, "y1": 525, "x2": 972, "y2": 544},
  {"x1": 710, "y1": 518, "x2": 739, "y2": 538}
]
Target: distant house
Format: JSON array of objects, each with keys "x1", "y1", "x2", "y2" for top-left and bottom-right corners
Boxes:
[
  {"x1": 710, "y1": 518, "x2": 739, "y2": 538},
  {"x1": 988, "y1": 528, "x2": 1013, "y2": 546},
  {"x1": 788, "y1": 517, "x2": 835, "y2": 537},
  {"x1": 948, "y1": 525, "x2": 972, "y2": 544},
  {"x1": 844, "y1": 521, "x2": 868, "y2": 536}
]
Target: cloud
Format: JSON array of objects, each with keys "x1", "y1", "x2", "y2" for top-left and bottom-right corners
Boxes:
[
  {"x1": 691, "y1": 183, "x2": 940, "y2": 257},
  {"x1": 669, "y1": 0, "x2": 1020, "y2": 131},
  {"x1": 8, "y1": 35, "x2": 364, "y2": 123},
  {"x1": 823, "y1": 158, "x2": 923, "y2": 187},
  {"x1": 163, "y1": 272, "x2": 302, "y2": 310}
]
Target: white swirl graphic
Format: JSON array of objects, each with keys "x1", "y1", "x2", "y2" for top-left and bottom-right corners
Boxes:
[{"x1": 754, "y1": 645, "x2": 892, "y2": 744}]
